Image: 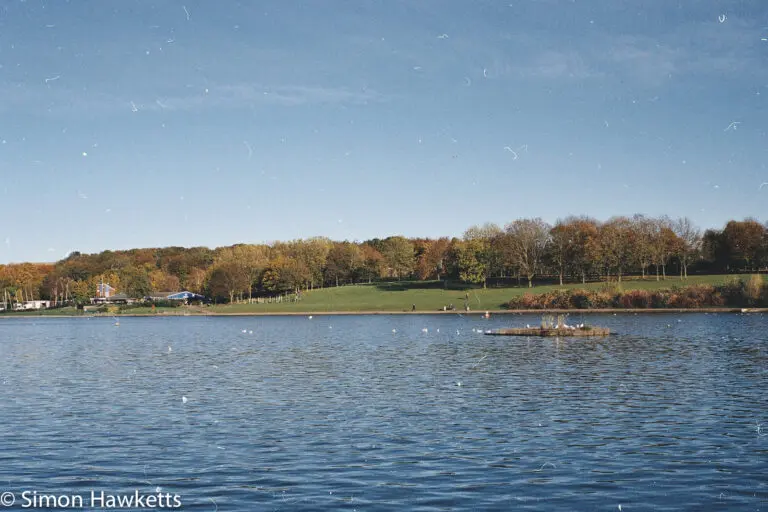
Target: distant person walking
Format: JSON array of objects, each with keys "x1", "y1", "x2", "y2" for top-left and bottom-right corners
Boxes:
[{"x1": 412, "y1": 304, "x2": 416, "y2": 312}]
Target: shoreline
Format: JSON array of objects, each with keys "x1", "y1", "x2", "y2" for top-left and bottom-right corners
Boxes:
[{"x1": 1, "y1": 307, "x2": 765, "y2": 319}]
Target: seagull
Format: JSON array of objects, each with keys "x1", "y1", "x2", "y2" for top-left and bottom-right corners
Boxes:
[
  {"x1": 437, "y1": 33, "x2": 449, "y2": 39},
  {"x1": 724, "y1": 121, "x2": 741, "y2": 131},
  {"x1": 759, "y1": 182, "x2": 768, "y2": 190},
  {"x1": 182, "y1": 396, "x2": 188, "y2": 404},
  {"x1": 503, "y1": 146, "x2": 519, "y2": 159}
]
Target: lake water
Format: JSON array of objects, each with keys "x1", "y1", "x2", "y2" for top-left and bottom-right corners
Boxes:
[{"x1": 0, "y1": 313, "x2": 766, "y2": 511}]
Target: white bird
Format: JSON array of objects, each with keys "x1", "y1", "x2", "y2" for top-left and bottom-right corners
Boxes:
[
  {"x1": 241, "y1": 329, "x2": 247, "y2": 333},
  {"x1": 422, "y1": 328, "x2": 428, "y2": 332},
  {"x1": 392, "y1": 329, "x2": 397, "y2": 333},
  {"x1": 308, "y1": 315, "x2": 313, "y2": 319},
  {"x1": 248, "y1": 330, "x2": 253, "y2": 334},
  {"x1": 760, "y1": 182, "x2": 768, "y2": 190},
  {"x1": 437, "y1": 33, "x2": 449, "y2": 39},
  {"x1": 168, "y1": 346, "x2": 172, "y2": 353},
  {"x1": 182, "y1": 396, "x2": 188, "y2": 404},
  {"x1": 724, "y1": 121, "x2": 741, "y2": 131}
]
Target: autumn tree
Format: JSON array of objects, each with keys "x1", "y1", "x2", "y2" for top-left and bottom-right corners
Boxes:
[
  {"x1": 358, "y1": 244, "x2": 385, "y2": 283},
  {"x1": 416, "y1": 237, "x2": 451, "y2": 281},
  {"x1": 325, "y1": 241, "x2": 363, "y2": 286},
  {"x1": 723, "y1": 219, "x2": 765, "y2": 271},
  {"x1": 232, "y1": 244, "x2": 270, "y2": 299},
  {"x1": 207, "y1": 259, "x2": 249, "y2": 303}
]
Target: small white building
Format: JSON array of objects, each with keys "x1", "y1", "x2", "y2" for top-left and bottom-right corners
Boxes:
[{"x1": 14, "y1": 300, "x2": 51, "y2": 311}]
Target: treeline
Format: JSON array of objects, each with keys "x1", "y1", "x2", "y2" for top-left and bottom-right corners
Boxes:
[{"x1": 0, "y1": 215, "x2": 766, "y2": 305}]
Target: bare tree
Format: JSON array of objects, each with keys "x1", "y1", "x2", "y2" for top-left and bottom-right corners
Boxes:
[
  {"x1": 504, "y1": 218, "x2": 551, "y2": 288},
  {"x1": 632, "y1": 214, "x2": 655, "y2": 279},
  {"x1": 650, "y1": 216, "x2": 678, "y2": 280},
  {"x1": 599, "y1": 217, "x2": 636, "y2": 282},
  {"x1": 673, "y1": 217, "x2": 701, "y2": 279}
]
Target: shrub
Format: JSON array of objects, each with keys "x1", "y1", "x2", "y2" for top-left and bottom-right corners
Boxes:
[
  {"x1": 717, "y1": 278, "x2": 746, "y2": 307},
  {"x1": 620, "y1": 289, "x2": 652, "y2": 308},
  {"x1": 650, "y1": 291, "x2": 669, "y2": 308},
  {"x1": 744, "y1": 275, "x2": 764, "y2": 306},
  {"x1": 569, "y1": 290, "x2": 592, "y2": 309}
]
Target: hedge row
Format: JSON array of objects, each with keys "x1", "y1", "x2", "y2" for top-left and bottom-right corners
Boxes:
[{"x1": 505, "y1": 277, "x2": 767, "y2": 309}]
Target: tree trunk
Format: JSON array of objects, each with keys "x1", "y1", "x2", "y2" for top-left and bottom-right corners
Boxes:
[
  {"x1": 229, "y1": 291, "x2": 234, "y2": 303},
  {"x1": 582, "y1": 271, "x2": 586, "y2": 284},
  {"x1": 559, "y1": 267, "x2": 564, "y2": 286},
  {"x1": 527, "y1": 275, "x2": 533, "y2": 288},
  {"x1": 641, "y1": 266, "x2": 645, "y2": 279},
  {"x1": 662, "y1": 264, "x2": 667, "y2": 280},
  {"x1": 655, "y1": 265, "x2": 660, "y2": 281}
]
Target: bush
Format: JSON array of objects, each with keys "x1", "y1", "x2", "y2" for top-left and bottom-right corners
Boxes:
[
  {"x1": 744, "y1": 275, "x2": 764, "y2": 306},
  {"x1": 505, "y1": 283, "x2": 735, "y2": 310},
  {"x1": 620, "y1": 289, "x2": 652, "y2": 308},
  {"x1": 569, "y1": 290, "x2": 593, "y2": 309},
  {"x1": 718, "y1": 278, "x2": 746, "y2": 307}
]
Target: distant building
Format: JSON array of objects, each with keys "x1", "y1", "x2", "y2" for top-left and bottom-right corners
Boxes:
[
  {"x1": 92, "y1": 283, "x2": 137, "y2": 304},
  {"x1": 145, "y1": 291, "x2": 206, "y2": 302},
  {"x1": 96, "y1": 282, "x2": 116, "y2": 298},
  {"x1": 14, "y1": 300, "x2": 51, "y2": 311}
]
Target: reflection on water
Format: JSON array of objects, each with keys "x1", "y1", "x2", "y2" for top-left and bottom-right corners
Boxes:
[{"x1": 0, "y1": 313, "x2": 766, "y2": 510}]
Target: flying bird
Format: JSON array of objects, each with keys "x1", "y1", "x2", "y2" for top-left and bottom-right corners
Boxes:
[{"x1": 759, "y1": 182, "x2": 768, "y2": 190}]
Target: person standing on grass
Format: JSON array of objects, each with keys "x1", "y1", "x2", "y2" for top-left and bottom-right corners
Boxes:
[{"x1": 412, "y1": 304, "x2": 416, "y2": 312}]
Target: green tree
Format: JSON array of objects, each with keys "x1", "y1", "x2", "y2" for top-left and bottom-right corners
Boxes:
[
  {"x1": 454, "y1": 239, "x2": 486, "y2": 285},
  {"x1": 381, "y1": 236, "x2": 414, "y2": 279}
]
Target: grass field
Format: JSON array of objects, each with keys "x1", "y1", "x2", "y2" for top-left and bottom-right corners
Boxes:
[
  {"x1": 208, "y1": 274, "x2": 758, "y2": 314},
  {"x1": 0, "y1": 274, "x2": 758, "y2": 317}
]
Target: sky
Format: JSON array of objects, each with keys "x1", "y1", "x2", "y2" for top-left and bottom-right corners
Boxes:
[{"x1": 1, "y1": 0, "x2": 767, "y2": 264}]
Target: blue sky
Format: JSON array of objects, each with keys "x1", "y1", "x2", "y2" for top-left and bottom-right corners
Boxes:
[{"x1": 1, "y1": 0, "x2": 767, "y2": 263}]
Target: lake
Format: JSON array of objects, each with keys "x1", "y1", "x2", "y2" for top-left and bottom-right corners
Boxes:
[{"x1": 0, "y1": 313, "x2": 766, "y2": 511}]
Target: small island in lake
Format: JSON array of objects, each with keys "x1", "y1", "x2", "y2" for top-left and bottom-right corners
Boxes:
[{"x1": 485, "y1": 314, "x2": 611, "y2": 337}]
